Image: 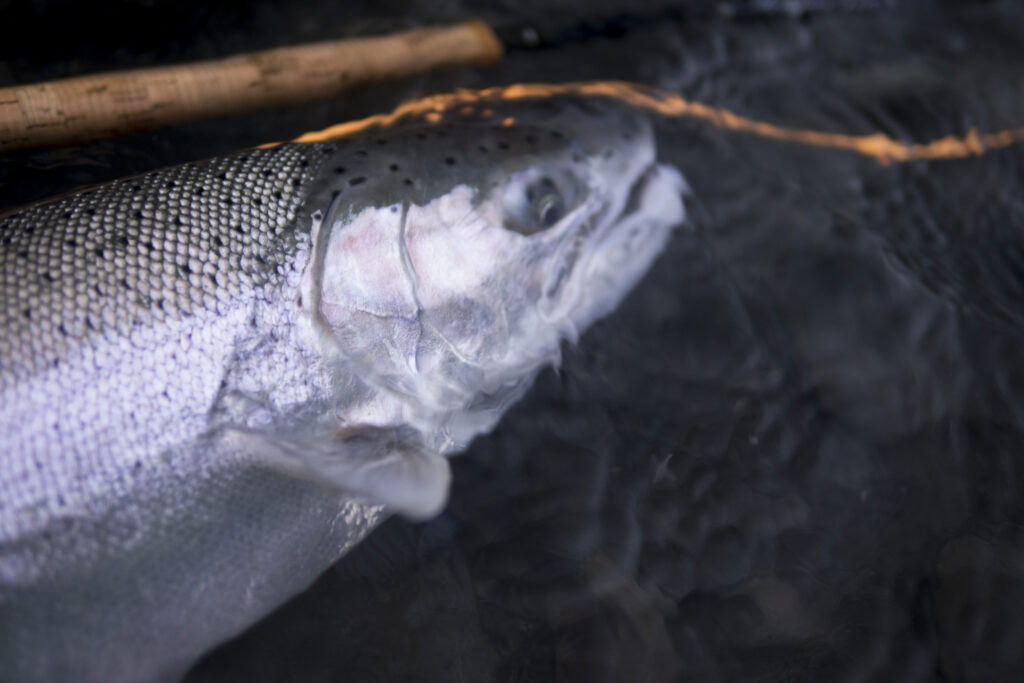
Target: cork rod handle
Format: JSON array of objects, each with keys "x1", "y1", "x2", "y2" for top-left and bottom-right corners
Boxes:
[{"x1": 0, "y1": 21, "x2": 504, "y2": 153}]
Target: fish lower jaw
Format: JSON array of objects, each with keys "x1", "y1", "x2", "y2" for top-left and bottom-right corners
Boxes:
[{"x1": 538, "y1": 163, "x2": 686, "y2": 330}]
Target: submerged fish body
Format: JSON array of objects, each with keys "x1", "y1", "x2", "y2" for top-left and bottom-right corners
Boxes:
[{"x1": 0, "y1": 96, "x2": 687, "y2": 681}]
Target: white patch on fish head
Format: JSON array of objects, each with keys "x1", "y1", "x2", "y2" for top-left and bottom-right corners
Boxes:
[
  {"x1": 309, "y1": 201, "x2": 421, "y2": 403},
  {"x1": 320, "y1": 203, "x2": 415, "y2": 320},
  {"x1": 310, "y1": 107, "x2": 688, "y2": 447}
]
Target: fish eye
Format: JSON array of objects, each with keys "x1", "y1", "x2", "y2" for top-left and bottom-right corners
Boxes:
[
  {"x1": 532, "y1": 178, "x2": 565, "y2": 229},
  {"x1": 502, "y1": 169, "x2": 575, "y2": 236}
]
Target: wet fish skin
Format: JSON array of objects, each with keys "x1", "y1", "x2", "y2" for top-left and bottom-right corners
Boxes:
[{"x1": 0, "y1": 98, "x2": 687, "y2": 681}]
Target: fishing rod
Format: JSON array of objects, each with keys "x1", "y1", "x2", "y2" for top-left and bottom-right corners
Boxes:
[{"x1": 0, "y1": 3, "x2": 888, "y2": 153}]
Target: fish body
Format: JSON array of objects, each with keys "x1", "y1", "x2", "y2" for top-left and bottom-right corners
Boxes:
[{"x1": 0, "y1": 97, "x2": 687, "y2": 681}]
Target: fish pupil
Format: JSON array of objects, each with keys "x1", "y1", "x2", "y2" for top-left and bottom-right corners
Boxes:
[
  {"x1": 538, "y1": 198, "x2": 563, "y2": 228},
  {"x1": 532, "y1": 177, "x2": 564, "y2": 229}
]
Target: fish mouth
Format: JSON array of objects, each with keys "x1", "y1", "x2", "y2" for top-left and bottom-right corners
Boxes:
[
  {"x1": 595, "y1": 161, "x2": 687, "y2": 252},
  {"x1": 541, "y1": 161, "x2": 687, "y2": 325},
  {"x1": 543, "y1": 163, "x2": 661, "y2": 298},
  {"x1": 616, "y1": 163, "x2": 665, "y2": 228}
]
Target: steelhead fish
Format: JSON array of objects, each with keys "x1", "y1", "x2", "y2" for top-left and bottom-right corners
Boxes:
[{"x1": 0, "y1": 96, "x2": 687, "y2": 681}]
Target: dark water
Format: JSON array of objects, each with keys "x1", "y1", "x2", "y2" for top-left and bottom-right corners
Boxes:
[{"x1": 3, "y1": 1, "x2": 1024, "y2": 681}]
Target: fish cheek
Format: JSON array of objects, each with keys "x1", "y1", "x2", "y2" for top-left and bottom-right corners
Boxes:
[
  {"x1": 402, "y1": 187, "x2": 516, "y2": 301},
  {"x1": 422, "y1": 297, "x2": 504, "y2": 361},
  {"x1": 317, "y1": 205, "x2": 417, "y2": 321},
  {"x1": 313, "y1": 206, "x2": 422, "y2": 381}
]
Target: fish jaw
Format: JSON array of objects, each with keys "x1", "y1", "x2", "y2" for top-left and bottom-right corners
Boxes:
[{"x1": 555, "y1": 162, "x2": 689, "y2": 329}]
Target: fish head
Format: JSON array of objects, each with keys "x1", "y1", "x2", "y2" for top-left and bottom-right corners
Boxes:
[{"x1": 306, "y1": 98, "x2": 687, "y2": 441}]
